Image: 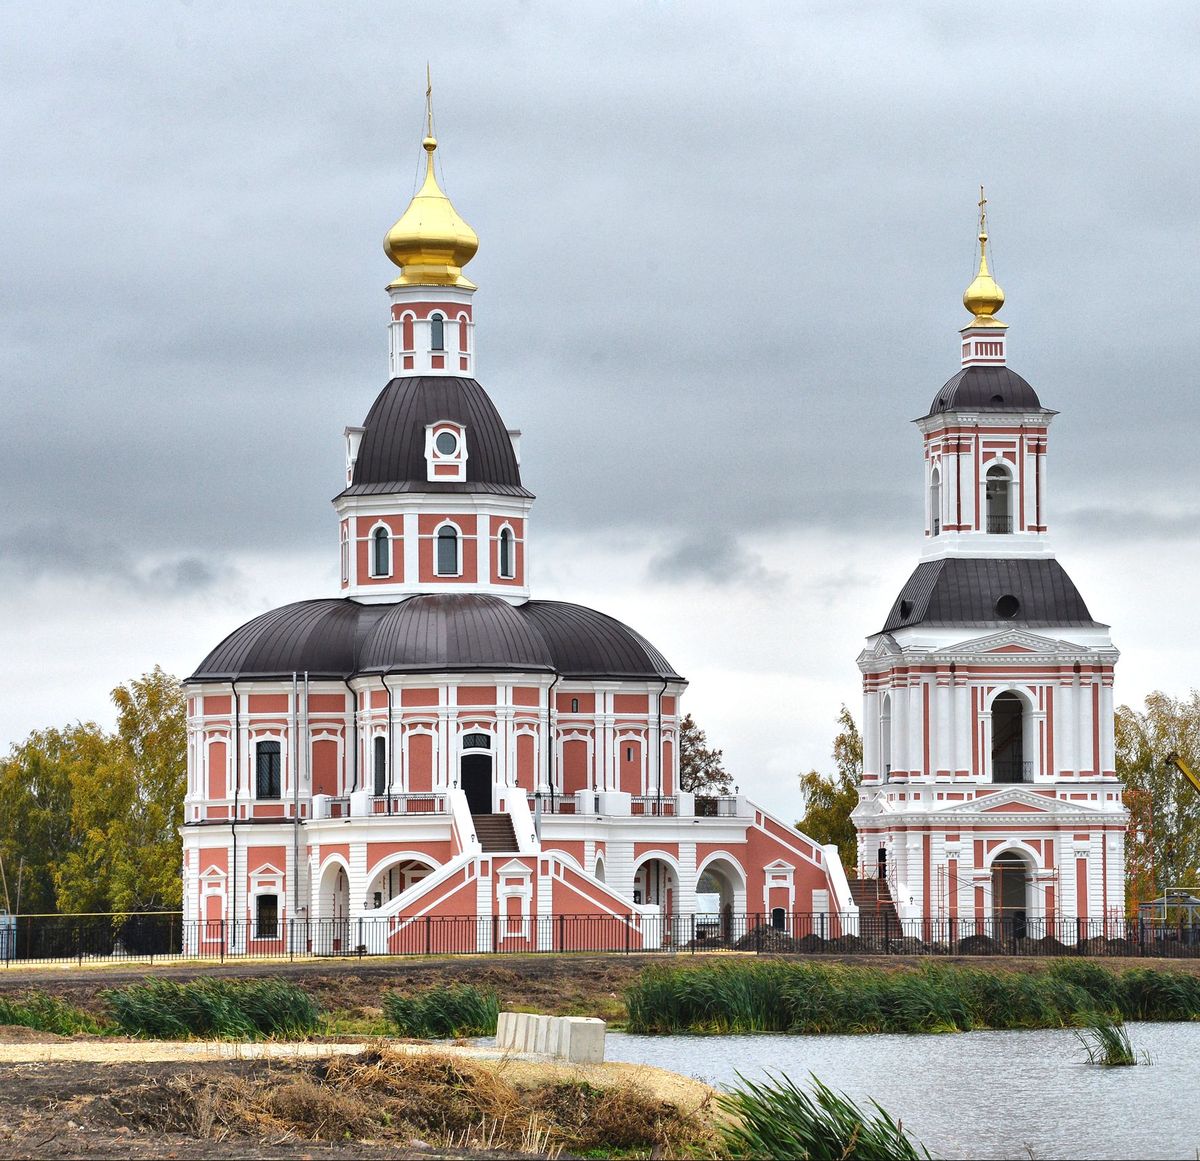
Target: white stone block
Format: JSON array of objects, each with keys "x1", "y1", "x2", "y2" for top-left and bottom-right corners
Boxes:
[{"x1": 561, "y1": 1017, "x2": 605, "y2": 1064}]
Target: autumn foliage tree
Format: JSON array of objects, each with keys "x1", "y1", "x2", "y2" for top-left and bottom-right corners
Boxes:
[
  {"x1": 796, "y1": 707, "x2": 863, "y2": 871},
  {"x1": 678, "y1": 714, "x2": 733, "y2": 796},
  {"x1": 1116, "y1": 690, "x2": 1200, "y2": 914},
  {"x1": 0, "y1": 667, "x2": 185, "y2": 915}
]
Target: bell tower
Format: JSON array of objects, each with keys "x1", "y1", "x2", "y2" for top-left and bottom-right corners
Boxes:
[{"x1": 851, "y1": 195, "x2": 1126, "y2": 932}]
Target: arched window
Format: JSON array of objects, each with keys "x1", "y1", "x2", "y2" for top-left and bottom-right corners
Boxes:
[
  {"x1": 340, "y1": 527, "x2": 349, "y2": 584},
  {"x1": 571, "y1": 698, "x2": 579, "y2": 714},
  {"x1": 991, "y1": 692, "x2": 1030, "y2": 783},
  {"x1": 930, "y1": 467, "x2": 942, "y2": 536},
  {"x1": 371, "y1": 526, "x2": 390, "y2": 577},
  {"x1": 986, "y1": 464, "x2": 1012, "y2": 534},
  {"x1": 436, "y1": 524, "x2": 459, "y2": 576},
  {"x1": 430, "y1": 313, "x2": 445, "y2": 351},
  {"x1": 373, "y1": 736, "x2": 386, "y2": 797},
  {"x1": 498, "y1": 527, "x2": 514, "y2": 579},
  {"x1": 255, "y1": 740, "x2": 281, "y2": 800}
]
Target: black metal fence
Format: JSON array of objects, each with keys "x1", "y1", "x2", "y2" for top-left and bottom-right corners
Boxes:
[{"x1": 3, "y1": 911, "x2": 1199, "y2": 967}]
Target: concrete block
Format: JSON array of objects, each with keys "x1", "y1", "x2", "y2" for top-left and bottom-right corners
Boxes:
[
  {"x1": 561, "y1": 1017, "x2": 606, "y2": 1064},
  {"x1": 495, "y1": 1011, "x2": 606, "y2": 1063}
]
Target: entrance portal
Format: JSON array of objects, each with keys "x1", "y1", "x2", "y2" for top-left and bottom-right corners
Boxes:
[
  {"x1": 460, "y1": 754, "x2": 493, "y2": 814},
  {"x1": 992, "y1": 850, "x2": 1029, "y2": 939}
]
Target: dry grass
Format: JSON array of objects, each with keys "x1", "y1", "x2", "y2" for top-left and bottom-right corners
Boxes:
[{"x1": 107, "y1": 1043, "x2": 721, "y2": 1156}]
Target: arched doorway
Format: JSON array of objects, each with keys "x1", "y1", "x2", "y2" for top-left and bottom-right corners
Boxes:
[
  {"x1": 986, "y1": 463, "x2": 1012, "y2": 533},
  {"x1": 992, "y1": 850, "x2": 1030, "y2": 939},
  {"x1": 991, "y1": 692, "x2": 1029, "y2": 783},
  {"x1": 316, "y1": 861, "x2": 350, "y2": 955},
  {"x1": 366, "y1": 857, "x2": 435, "y2": 911},
  {"x1": 460, "y1": 733, "x2": 493, "y2": 814},
  {"x1": 697, "y1": 856, "x2": 745, "y2": 944},
  {"x1": 634, "y1": 857, "x2": 679, "y2": 948}
]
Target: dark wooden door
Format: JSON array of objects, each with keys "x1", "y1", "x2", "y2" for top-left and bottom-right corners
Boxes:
[{"x1": 460, "y1": 754, "x2": 492, "y2": 814}]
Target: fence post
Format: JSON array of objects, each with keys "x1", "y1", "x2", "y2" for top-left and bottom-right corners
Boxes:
[
  {"x1": 357, "y1": 916, "x2": 364, "y2": 957},
  {"x1": 691, "y1": 914, "x2": 696, "y2": 953},
  {"x1": 756, "y1": 915, "x2": 762, "y2": 954},
  {"x1": 1077, "y1": 916, "x2": 1085, "y2": 954},
  {"x1": 558, "y1": 913, "x2": 565, "y2": 953},
  {"x1": 76, "y1": 921, "x2": 82, "y2": 967},
  {"x1": 492, "y1": 913, "x2": 498, "y2": 954},
  {"x1": 625, "y1": 915, "x2": 631, "y2": 955},
  {"x1": 425, "y1": 915, "x2": 431, "y2": 956}
]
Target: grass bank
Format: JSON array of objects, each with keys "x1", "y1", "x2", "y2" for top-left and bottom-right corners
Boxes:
[{"x1": 626, "y1": 958, "x2": 1200, "y2": 1034}]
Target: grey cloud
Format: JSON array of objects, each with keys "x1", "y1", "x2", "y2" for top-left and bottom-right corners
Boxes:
[
  {"x1": 0, "y1": 525, "x2": 225, "y2": 598},
  {"x1": 646, "y1": 533, "x2": 782, "y2": 589}
]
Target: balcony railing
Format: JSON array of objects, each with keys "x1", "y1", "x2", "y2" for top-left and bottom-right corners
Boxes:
[
  {"x1": 987, "y1": 514, "x2": 1013, "y2": 534},
  {"x1": 632, "y1": 795, "x2": 677, "y2": 817},
  {"x1": 695, "y1": 795, "x2": 739, "y2": 817},
  {"x1": 992, "y1": 760, "x2": 1033, "y2": 784},
  {"x1": 369, "y1": 792, "x2": 448, "y2": 815}
]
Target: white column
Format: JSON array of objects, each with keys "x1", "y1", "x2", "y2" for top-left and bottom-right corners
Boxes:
[
  {"x1": 936, "y1": 679, "x2": 951, "y2": 775},
  {"x1": 403, "y1": 511, "x2": 419, "y2": 582}
]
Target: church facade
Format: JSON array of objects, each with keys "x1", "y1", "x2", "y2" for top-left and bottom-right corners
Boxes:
[
  {"x1": 851, "y1": 199, "x2": 1127, "y2": 933},
  {"x1": 180, "y1": 111, "x2": 855, "y2": 953}
]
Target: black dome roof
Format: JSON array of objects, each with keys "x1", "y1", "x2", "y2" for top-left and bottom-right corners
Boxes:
[
  {"x1": 881, "y1": 558, "x2": 1103, "y2": 632},
  {"x1": 189, "y1": 595, "x2": 683, "y2": 683},
  {"x1": 926, "y1": 365, "x2": 1046, "y2": 417},
  {"x1": 339, "y1": 376, "x2": 532, "y2": 498}
]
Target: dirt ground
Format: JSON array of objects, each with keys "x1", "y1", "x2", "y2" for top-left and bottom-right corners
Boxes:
[{"x1": 0, "y1": 1043, "x2": 715, "y2": 1160}]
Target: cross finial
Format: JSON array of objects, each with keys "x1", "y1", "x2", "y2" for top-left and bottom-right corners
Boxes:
[
  {"x1": 978, "y1": 184, "x2": 988, "y2": 237},
  {"x1": 425, "y1": 64, "x2": 434, "y2": 138}
]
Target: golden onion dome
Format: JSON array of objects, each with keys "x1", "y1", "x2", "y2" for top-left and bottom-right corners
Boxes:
[
  {"x1": 962, "y1": 188, "x2": 1005, "y2": 327},
  {"x1": 384, "y1": 134, "x2": 479, "y2": 289}
]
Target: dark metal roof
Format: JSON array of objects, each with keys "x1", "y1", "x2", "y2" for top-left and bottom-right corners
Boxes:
[
  {"x1": 339, "y1": 377, "x2": 533, "y2": 499},
  {"x1": 189, "y1": 595, "x2": 683, "y2": 683},
  {"x1": 358, "y1": 594, "x2": 555, "y2": 674},
  {"x1": 522, "y1": 601, "x2": 682, "y2": 681},
  {"x1": 926, "y1": 365, "x2": 1047, "y2": 417},
  {"x1": 189, "y1": 600, "x2": 390, "y2": 681},
  {"x1": 881, "y1": 557, "x2": 1103, "y2": 632}
]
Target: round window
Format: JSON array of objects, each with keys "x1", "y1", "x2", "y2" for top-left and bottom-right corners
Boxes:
[
  {"x1": 435, "y1": 431, "x2": 458, "y2": 456},
  {"x1": 995, "y1": 594, "x2": 1021, "y2": 619}
]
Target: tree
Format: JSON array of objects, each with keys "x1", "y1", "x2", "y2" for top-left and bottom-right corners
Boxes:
[
  {"x1": 55, "y1": 667, "x2": 187, "y2": 914},
  {"x1": 1116, "y1": 690, "x2": 1200, "y2": 913},
  {"x1": 796, "y1": 706, "x2": 863, "y2": 871},
  {"x1": 0, "y1": 724, "x2": 106, "y2": 914},
  {"x1": 678, "y1": 714, "x2": 733, "y2": 796}
]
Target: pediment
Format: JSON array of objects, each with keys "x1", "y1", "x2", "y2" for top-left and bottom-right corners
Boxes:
[
  {"x1": 937, "y1": 787, "x2": 1074, "y2": 815},
  {"x1": 935, "y1": 630, "x2": 1087, "y2": 658},
  {"x1": 764, "y1": 858, "x2": 795, "y2": 872},
  {"x1": 249, "y1": 861, "x2": 284, "y2": 877},
  {"x1": 858, "y1": 634, "x2": 903, "y2": 668},
  {"x1": 497, "y1": 858, "x2": 533, "y2": 876}
]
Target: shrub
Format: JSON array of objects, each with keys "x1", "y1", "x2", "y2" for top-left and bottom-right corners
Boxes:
[
  {"x1": 719, "y1": 1072, "x2": 930, "y2": 1160},
  {"x1": 381, "y1": 984, "x2": 499, "y2": 1038},
  {"x1": 103, "y1": 977, "x2": 319, "y2": 1039},
  {"x1": 0, "y1": 992, "x2": 108, "y2": 1036}
]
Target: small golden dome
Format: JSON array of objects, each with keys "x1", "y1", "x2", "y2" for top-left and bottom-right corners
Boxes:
[
  {"x1": 962, "y1": 187, "x2": 1005, "y2": 328},
  {"x1": 384, "y1": 133, "x2": 479, "y2": 289}
]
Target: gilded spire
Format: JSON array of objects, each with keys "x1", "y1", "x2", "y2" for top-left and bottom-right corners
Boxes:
[
  {"x1": 962, "y1": 186, "x2": 1006, "y2": 328},
  {"x1": 383, "y1": 71, "x2": 479, "y2": 289}
]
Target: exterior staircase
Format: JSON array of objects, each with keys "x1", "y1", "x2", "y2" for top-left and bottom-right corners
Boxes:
[
  {"x1": 847, "y1": 877, "x2": 903, "y2": 942},
  {"x1": 472, "y1": 813, "x2": 520, "y2": 853}
]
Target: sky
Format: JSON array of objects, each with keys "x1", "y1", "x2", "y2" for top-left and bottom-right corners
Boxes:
[{"x1": 2, "y1": 2, "x2": 1199, "y2": 822}]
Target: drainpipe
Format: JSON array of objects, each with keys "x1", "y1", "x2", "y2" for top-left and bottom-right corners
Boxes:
[
  {"x1": 546, "y1": 673, "x2": 561, "y2": 815},
  {"x1": 342, "y1": 677, "x2": 359, "y2": 792},
  {"x1": 656, "y1": 677, "x2": 668, "y2": 815},
  {"x1": 385, "y1": 675, "x2": 395, "y2": 814},
  {"x1": 291, "y1": 672, "x2": 306, "y2": 953},
  {"x1": 230, "y1": 679, "x2": 241, "y2": 948}
]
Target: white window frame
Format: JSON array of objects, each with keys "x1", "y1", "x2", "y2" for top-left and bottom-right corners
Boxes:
[
  {"x1": 368, "y1": 522, "x2": 393, "y2": 579},
  {"x1": 434, "y1": 521, "x2": 462, "y2": 577}
]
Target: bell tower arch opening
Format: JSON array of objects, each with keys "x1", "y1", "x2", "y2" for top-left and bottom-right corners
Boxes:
[
  {"x1": 985, "y1": 463, "x2": 1013, "y2": 534},
  {"x1": 991, "y1": 691, "x2": 1031, "y2": 783}
]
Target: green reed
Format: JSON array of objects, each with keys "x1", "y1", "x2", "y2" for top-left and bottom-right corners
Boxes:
[{"x1": 382, "y1": 983, "x2": 500, "y2": 1038}]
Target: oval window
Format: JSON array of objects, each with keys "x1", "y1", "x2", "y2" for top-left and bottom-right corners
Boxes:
[
  {"x1": 995, "y1": 594, "x2": 1021, "y2": 619},
  {"x1": 435, "y1": 431, "x2": 458, "y2": 456}
]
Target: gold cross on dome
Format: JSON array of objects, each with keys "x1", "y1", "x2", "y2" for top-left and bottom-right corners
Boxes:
[{"x1": 978, "y1": 185, "x2": 988, "y2": 235}]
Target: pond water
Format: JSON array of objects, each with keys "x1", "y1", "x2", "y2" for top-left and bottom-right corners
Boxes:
[{"x1": 605, "y1": 1024, "x2": 1200, "y2": 1160}]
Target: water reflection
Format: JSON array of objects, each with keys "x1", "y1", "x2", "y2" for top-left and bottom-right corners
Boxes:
[{"x1": 606, "y1": 1024, "x2": 1200, "y2": 1160}]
